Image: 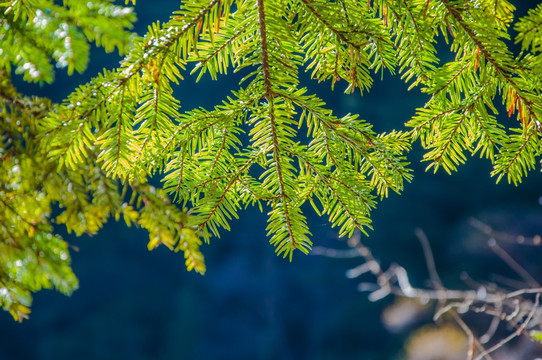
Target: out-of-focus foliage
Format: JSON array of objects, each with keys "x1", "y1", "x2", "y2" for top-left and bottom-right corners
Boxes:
[
  {"x1": 0, "y1": 0, "x2": 136, "y2": 83},
  {"x1": 405, "y1": 324, "x2": 467, "y2": 360},
  {"x1": 0, "y1": 0, "x2": 207, "y2": 322},
  {"x1": 0, "y1": 69, "x2": 205, "y2": 321},
  {"x1": 1, "y1": 0, "x2": 541, "y2": 321}
]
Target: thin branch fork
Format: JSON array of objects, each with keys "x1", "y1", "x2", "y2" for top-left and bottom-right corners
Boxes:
[{"x1": 315, "y1": 221, "x2": 542, "y2": 358}]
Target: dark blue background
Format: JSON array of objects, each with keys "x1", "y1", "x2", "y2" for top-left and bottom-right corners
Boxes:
[{"x1": 2, "y1": 1, "x2": 542, "y2": 359}]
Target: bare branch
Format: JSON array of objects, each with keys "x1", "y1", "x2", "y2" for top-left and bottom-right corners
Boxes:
[
  {"x1": 474, "y1": 294, "x2": 540, "y2": 360},
  {"x1": 470, "y1": 218, "x2": 542, "y2": 246},
  {"x1": 488, "y1": 238, "x2": 540, "y2": 288},
  {"x1": 323, "y1": 220, "x2": 542, "y2": 358}
]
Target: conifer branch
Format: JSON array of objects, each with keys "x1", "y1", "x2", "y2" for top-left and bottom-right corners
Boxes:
[
  {"x1": 441, "y1": 0, "x2": 511, "y2": 73},
  {"x1": 496, "y1": 125, "x2": 539, "y2": 184},
  {"x1": 137, "y1": 87, "x2": 161, "y2": 156},
  {"x1": 197, "y1": 153, "x2": 257, "y2": 229},
  {"x1": 173, "y1": 150, "x2": 186, "y2": 197},
  {"x1": 429, "y1": 63, "x2": 470, "y2": 101},
  {"x1": 46, "y1": 0, "x2": 223, "y2": 141},
  {"x1": 387, "y1": 0, "x2": 432, "y2": 82},
  {"x1": 472, "y1": 112, "x2": 500, "y2": 159},
  {"x1": 195, "y1": 26, "x2": 246, "y2": 70},
  {"x1": 300, "y1": 156, "x2": 373, "y2": 212},
  {"x1": 441, "y1": 0, "x2": 538, "y2": 127},
  {"x1": 268, "y1": 101, "x2": 297, "y2": 249},
  {"x1": 329, "y1": 120, "x2": 409, "y2": 189},
  {"x1": 257, "y1": 0, "x2": 298, "y2": 250},
  {"x1": 115, "y1": 87, "x2": 127, "y2": 171},
  {"x1": 430, "y1": 112, "x2": 468, "y2": 172},
  {"x1": 301, "y1": 0, "x2": 350, "y2": 45},
  {"x1": 4, "y1": 0, "x2": 542, "y2": 321},
  {"x1": 257, "y1": 0, "x2": 273, "y2": 98},
  {"x1": 398, "y1": 0, "x2": 425, "y2": 52},
  {"x1": 301, "y1": 0, "x2": 389, "y2": 50}
]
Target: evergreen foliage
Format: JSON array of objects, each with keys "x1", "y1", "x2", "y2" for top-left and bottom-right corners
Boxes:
[{"x1": 1, "y1": 0, "x2": 541, "y2": 320}]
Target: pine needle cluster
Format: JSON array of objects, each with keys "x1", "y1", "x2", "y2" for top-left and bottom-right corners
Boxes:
[{"x1": 1, "y1": 0, "x2": 541, "y2": 320}]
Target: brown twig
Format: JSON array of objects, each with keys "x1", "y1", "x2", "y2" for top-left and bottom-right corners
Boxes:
[{"x1": 318, "y1": 219, "x2": 542, "y2": 358}]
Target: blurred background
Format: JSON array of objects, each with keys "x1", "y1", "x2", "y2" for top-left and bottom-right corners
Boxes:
[{"x1": 1, "y1": 1, "x2": 542, "y2": 359}]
